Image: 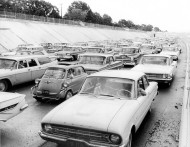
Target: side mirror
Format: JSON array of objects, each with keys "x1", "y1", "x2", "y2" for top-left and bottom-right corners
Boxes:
[{"x1": 138, "y1": 88, "x2": 147, "y2": 96}]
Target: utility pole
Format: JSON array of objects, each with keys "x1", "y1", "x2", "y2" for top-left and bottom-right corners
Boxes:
[{"x1": 60, "y1": 3, "x2": 62, "y2": 18}]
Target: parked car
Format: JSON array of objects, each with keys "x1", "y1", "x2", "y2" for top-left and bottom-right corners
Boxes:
[
  {"x1": 31, "y1": 65, "x2": 87, "y2": 102},
  {"x1": 132, "y1": 54, "x2": 177, "y2": 86},
  {"x1": 83, "y1": 47, "x2": 105, "y2": 53},
  {"x1": 39, "y1": 70, "x2": 158, "y2": 147},
  {"x1": 140, "y1": 44, "x2": 159, "y2": 55},
  {"x1": 2, "y1": 45, "x2": 48, "y2": 56},
  {"x1": 55, "y1": 46, "x2": 85, "y2": 65},
  {"x1": 160, "y1": 46, "x2": 180, "y2": 61},
  {"x1": 0, "y1": 55, "x2": 57, "y2": 91},
  {"x1": 0, "y1": 92, "x2": 28, "y2": 122},
  {"x1": 78, "y1": 53, "x2": 123, "y2": 74},
  {"x1": 115, "y1": 46, "x2": 142, "y2": 66}
]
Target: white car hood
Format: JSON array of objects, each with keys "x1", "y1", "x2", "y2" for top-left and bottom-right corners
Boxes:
[
  {"x1": 43, "y1": 94, "x2": 127, "y2": 132},
  {"x1": 132, "y1": 64, "x2": 171, "y2": 74},
  {"x1": 79, "y1": 64, "x2": 106, "y2": 71},
  {"x1": 0, "y1": 69, "x2": 12, "y2": 76}
]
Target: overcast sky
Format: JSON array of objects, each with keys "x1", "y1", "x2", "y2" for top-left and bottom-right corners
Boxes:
[{"x1": 46, "y1": 0, "x2": 190, "y2": 32}]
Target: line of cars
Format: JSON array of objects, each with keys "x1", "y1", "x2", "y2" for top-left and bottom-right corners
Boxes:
[{"x1": 0, "y1": 36, "x2": 182, "y2": 147}]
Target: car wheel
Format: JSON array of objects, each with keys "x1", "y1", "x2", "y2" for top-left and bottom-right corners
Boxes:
[
  {"x1": 65, "y1": 91, "x2": 73, "y2": 100},
  {"x1": 126, "y1": 131, "x2": 133, "y2": 147},
  {"x1": 34, "y1": 97, "x2": 44, "y2": 102},
  {"x1": 0, "y1": 80, "x2": 8, "y2": 92}
]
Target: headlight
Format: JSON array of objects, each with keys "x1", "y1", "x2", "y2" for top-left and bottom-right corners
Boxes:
[
  {"x1": 43, "y1": 124, "x2": 52, "y2": 133},
  {"x1": 109, "y1": 134, "x2": 121, "y2": 144},
  {"x1": 35, "y1": 79, "x2": 40, "y2": 85}
]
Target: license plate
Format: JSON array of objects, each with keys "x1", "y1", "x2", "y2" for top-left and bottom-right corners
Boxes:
[{"x1": 42, "y1": 90, "x2": 49, "y2": 95}]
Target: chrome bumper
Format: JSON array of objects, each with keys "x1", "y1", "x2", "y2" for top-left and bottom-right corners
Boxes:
[{"x1": 39, "y1": 131, "x2": 126, "y2": 147}]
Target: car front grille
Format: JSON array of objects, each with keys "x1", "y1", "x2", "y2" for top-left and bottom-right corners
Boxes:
[
  {"x1": 49, "y1": 125, "x2": 111, "y2": 144},
  {"x1": 146, "y1": 73, "x2": 163, "y2": 79}
]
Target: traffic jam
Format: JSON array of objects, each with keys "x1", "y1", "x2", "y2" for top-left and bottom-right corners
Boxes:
[{"x1": 0, "y1": 37, "x2": 183, "y2": 147}]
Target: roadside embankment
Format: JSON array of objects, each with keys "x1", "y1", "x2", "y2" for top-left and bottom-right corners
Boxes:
[{"x1": 0, "y1": 17, "x2": 149, "y2": 52}]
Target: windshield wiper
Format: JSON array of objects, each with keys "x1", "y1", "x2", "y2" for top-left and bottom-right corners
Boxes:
[{"x1": 99, "y1": 94, "x2": 114, "y2": 97}]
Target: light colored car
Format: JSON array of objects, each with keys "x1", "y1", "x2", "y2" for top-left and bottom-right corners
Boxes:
[
  {"x1": 39, "y1": 70, "x2": 158, "y2": 147},
  {"x1": 31, "y1": 65, "x2": 87, "y2": 102},
  {"x1": 140, "y1": 44, "x2": 159, "y2": 55},
  {"x1": 160, "y1": 46, "x2": 180, "y2": 61},
  {"x1": 78, "y1": 53, "x2": 123, "y2": 74},
  {"x1": 0, "y1": 55, "x2": 57, "y2": 91},
  {"x1": 132, "y1": 54, "x2": 177, "y2": 86},
  {"x1": 0, "y1": 92, "x2": 28, "y2": 122},
  {"x1": 115, "y1": 46, "x2": 142, "y2": 66},
  {"x1": 55, "y1": 46, "x2": 85, "y2": 64}
]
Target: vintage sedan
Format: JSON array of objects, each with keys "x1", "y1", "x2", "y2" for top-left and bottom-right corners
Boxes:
[
  {"x1": 31, "y1": 65, "x2": 87, "y2": 102},
  {"x1": 83, "y1": 47, "x2": 105, "y2": 53},
  {"x1": 140, "y1": 44, "x2": 159, "y2": 55},
  {"x1": 39, "y1": 70, "x2": 158, "y2": 147},
  {"x1": 132, "y1": 54, "x2": 177, "y2": 86},
  {"x1": 55, "y1": 46, "x2": 85, "y2": 65},
  {"x1": 160, "y1": 46, "x2": 180, "y2": 61},
  {"x1": 0, "y1": 55, "x2": 57, "y2": 91},
  {"x1": 115, "y1": 46, "x2": 142, "y2": 66},
  {"x1": 78, "y1": 53, "x2": 123, "y2": 74},
  {"x1": 0, "y1": 92, "x2": 28, "y2": 122}
]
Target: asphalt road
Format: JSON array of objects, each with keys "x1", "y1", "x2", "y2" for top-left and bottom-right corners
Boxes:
[{"x1": 0, "y1": 39, "x2": 187, "y2": 147}]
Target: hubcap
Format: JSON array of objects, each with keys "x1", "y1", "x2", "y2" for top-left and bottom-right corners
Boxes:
[
  {"x1": 66, "y1": 92, "x2": 72, "y2": 99},
  {"x1": 0, "y1": 82, "x2": 6, "y2": 91}
]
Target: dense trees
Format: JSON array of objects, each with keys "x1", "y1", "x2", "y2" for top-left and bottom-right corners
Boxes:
[
  {"x1": 0, "y1": 0, "x2": 60, "y2": 18},
  {"x1": 0, "y1": 0, "x2": 161, "y2": 31}
]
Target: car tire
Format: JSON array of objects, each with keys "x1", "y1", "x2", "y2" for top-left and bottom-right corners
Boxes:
[
  {"x1": 126, "y1": 131, "x2": 133, "y2": 147},
  {"x1": 0, "y1": 80, "x2": 8, "y2": 92},
  {"x1": 34, "y1": 97, "x2": 44, "y2": 102},
  {"x1": 65, "y1": 91, "x2": 73, "y2": 100}
]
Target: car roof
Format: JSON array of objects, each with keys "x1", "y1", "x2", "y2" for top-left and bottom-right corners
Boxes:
[
  {"x1": 80, "y1": 53, "x2": 113, "y2": 57},
  {"x1": 88, "y1": 70, "x2": 145, "y2": 81},
  {"x1": 143, "y1": 54, "x2": 171, "y2": 58},
  {"x1": 0, "y1": 55, "x2": 49, "y2": 60},
  {"x1": 48, "y1": 64, "x2": 83, "y2": 69}
]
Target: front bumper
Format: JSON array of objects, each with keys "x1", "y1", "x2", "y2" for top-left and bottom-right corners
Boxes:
[
  {"x1": 31, "y1": 86, "x2": 66, "y2": 100},
  {"x1": 39, "y1": 131, "x2": 126, "y2": 147}
]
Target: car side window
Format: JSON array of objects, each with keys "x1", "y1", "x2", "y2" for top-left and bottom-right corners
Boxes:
[
  {"x1": 33, "y1": 51, "x2": 44, "y2": 55},
  {"x1": 38, "y1": 57, "x2": 51, "y2": 65},
  {"x1": 106, "y1": 57, "x2": 110, "y2": 64},
  {"x1": 28, "y1": 59, "x2": 37, "y2": 67},
  {"x1": 67, "y1": 68, "x2": 75, "y2": 78},
  {"x1": 143, "y1": 76, "x2": 149, "y2": 89},
  {"x1": 138, "y1": 78, "x2": 144, "y2": 90},
  {"x1": 18, "y1": 60, "x2": 28, "y2": 69},
  {"x1": 110, "y1": 57, "x2": 114, "y2": 63}
]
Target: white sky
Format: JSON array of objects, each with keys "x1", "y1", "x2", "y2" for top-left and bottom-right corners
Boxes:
[{"x1": 46, "y1": 0, "x2": 190, "y2": 32}]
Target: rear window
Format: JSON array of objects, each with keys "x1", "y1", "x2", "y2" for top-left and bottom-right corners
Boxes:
[{"x1": 38, "y1": 57, "x2": 51, "y2": 65}]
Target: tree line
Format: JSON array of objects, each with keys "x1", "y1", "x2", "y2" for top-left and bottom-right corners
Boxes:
[{"x1": 0, "y1": 0, "x2": 161, "y2": 32}]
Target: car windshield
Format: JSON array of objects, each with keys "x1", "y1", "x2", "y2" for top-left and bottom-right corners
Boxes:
[
  {"x1": 80, "y1": 77, "x2": 134, "y2": 99},
  {"x1": 122, "y1": 48, "x2": 136, "y2": 53},
  {"x1": 141, "y1": 56, "x2": 169, "y2": 65},
  {"x1": 43, "y1": 68, "x2": 66, "y2": 79},
  {"x1": 0, "y1": 59, "x2": 17, "y2": 69},
  {"x1": 79, "y1": 56, "x2": 105, "y2": 65},
  {"x1": 85, "y1": 48, "x2": 102, "y2": 53}
]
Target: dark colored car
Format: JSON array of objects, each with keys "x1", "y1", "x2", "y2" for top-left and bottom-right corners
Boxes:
[{"x1": 31, "y1": 65, "x2": 87, "y2": 102}]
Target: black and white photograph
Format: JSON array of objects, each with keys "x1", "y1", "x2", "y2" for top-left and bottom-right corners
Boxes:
[{"x1": 0, "y1": 0, "x2": 189, "y2": 147}]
